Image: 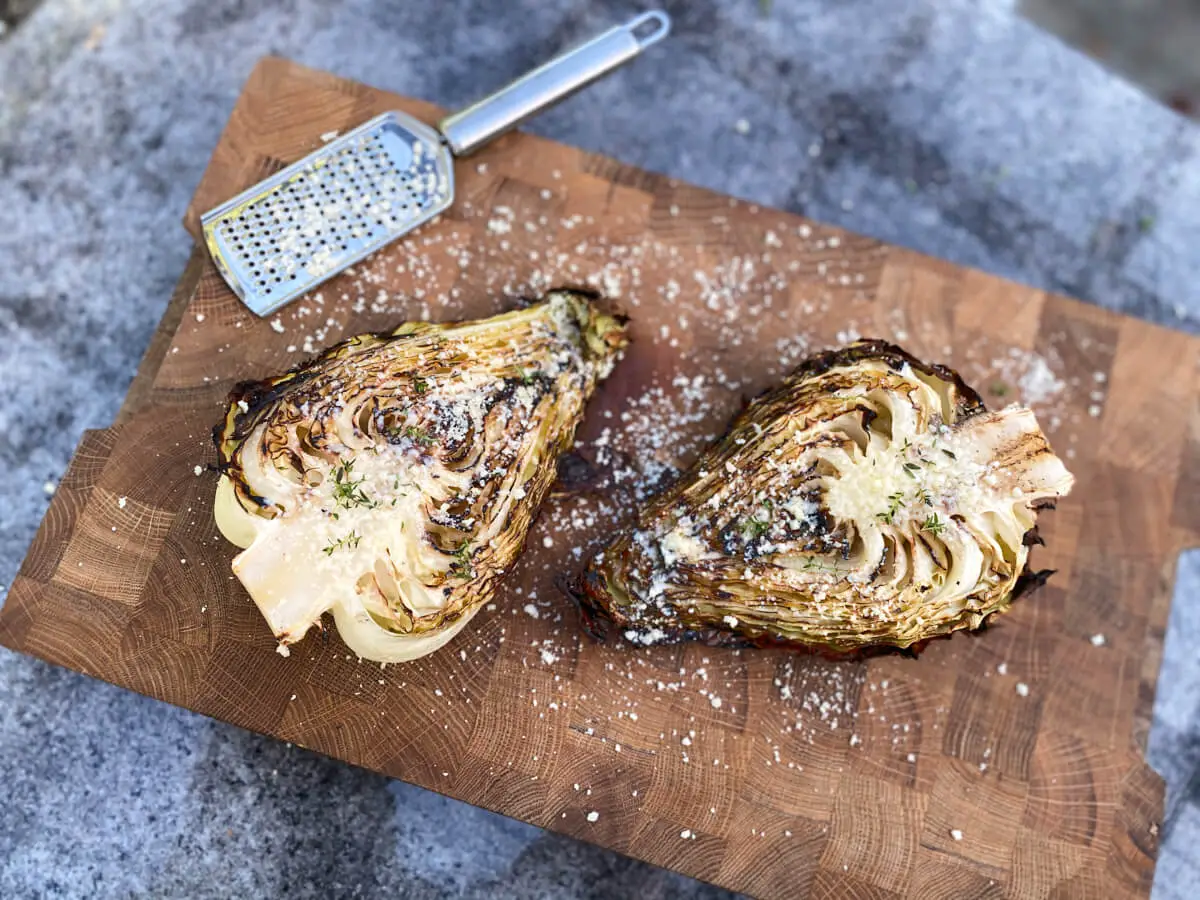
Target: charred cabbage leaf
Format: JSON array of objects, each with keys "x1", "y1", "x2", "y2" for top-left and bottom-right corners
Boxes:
[
  {"x1": 574, "y1": 340, "x2": 1074, "y2": 654},
  {"x1": 215, "y1": 290, "x2": 626, "y2": 662}
]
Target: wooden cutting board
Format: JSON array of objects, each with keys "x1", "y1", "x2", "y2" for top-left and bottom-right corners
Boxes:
[{"x1": 4, "y1": 58, "x2": 1198, "y2": 899}]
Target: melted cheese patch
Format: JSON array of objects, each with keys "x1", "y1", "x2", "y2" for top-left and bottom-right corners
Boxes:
[
  {"x1": 659, "y1": 524, "x2": 713, "y2": 567},
  {"x1": 822, "y1": 419, "x2": 993, "y2": 529},
  {"x1": 218, "y1": 359, "x2": 557, "y2": 643},
  {"x1": 219, "y1": 438, "x2": 472, "y2": 645}
]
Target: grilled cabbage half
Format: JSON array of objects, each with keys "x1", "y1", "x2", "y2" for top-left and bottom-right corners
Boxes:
[
  {"x1": 215, "y1": 290, "x2": 626, "y2": 662},
  {"x1": 574, "y1": 340, "x2": 1074, "y2": 654}
]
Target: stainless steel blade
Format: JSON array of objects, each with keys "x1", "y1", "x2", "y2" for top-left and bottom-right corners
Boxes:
[{"x1": 201, "y1": 113, "x2": 452, "y2": 317}]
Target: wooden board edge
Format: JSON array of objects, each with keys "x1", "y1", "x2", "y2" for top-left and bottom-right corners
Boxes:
[
  {"x1": 6, "y1": 246, "x2": 202, "y2": 625},
  {"x1": 116, "y1": 246, "x2": 207, "y2": 425},
  {"x1": 0, "y1": 601, "x2": 739, "y2": 896},
  {"x1": 4, "y1": 427, "x2": 121, "y2": 594},
  {"x1": 1130, "y1": 530, "x2": 1200, "y2": 758},
  {"x1": 182, "y1": 56, "x2": 297, "y2": 239}
]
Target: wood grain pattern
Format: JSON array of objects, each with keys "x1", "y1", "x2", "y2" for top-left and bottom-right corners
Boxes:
[{"x1": 4, "y1": 57, "x2": 1199, "y2": 899}]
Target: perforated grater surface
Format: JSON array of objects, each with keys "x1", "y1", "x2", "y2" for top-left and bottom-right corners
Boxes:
[
  {"x1": 202, "y1": 115, "x2": 452, "y2": 316},
  {"x1": 202, "y1": 11, "x2": 669, "y2": 317}
]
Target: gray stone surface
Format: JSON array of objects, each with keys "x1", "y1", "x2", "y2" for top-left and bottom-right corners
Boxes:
[
  {"x1": 1021, "y1": 0, "x2": 1200, "y2": 113},
  {"x1": 0, "y1": 0, "x2": 1197, "y2": 896}
]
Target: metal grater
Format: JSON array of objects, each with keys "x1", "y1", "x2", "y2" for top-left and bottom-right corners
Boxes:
[
  {"x1": 202, "y1": 115, "x2": 452, "y2": 316},
  {"x1": 202, "y1": 10, "x2": 670, "y2": 317}
]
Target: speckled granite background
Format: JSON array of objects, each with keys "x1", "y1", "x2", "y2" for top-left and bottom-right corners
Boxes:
[{"x1": 1, "y1": 1, "x2": 1198, "y2": 897}]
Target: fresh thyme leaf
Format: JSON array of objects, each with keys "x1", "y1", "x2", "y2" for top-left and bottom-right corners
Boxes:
[
  {"x1": 323, "y1": 530, "x2": 362, "y2": 555},
  {"x1": 331, "y1": 459, "x2": 377, "y2": 509},
  {"x1": 449, "y1": 539, "x2": 473, "y2": 578},
  {"x1": 744, "y1": 516, "x2": 771, "y2": 539},
  {"x1": 877, "y1": 491, "x2": 907, "y2": 523},
  {"x1": 403, "y1": 425, "x2": 435, "y2": 447},
  {"x1": 921, "y1": 513, "x2": 945, "y2": 535}
]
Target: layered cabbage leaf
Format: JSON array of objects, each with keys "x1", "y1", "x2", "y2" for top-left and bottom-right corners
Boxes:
[
  {"x1": 574, "y1": 340, "x2": 1074, "y2": 654},
  {"x1": 215, "y1": 290, "x2": 626, "y2": 661}
]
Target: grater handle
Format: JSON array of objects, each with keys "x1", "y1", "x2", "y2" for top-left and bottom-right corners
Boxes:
[{"x1": 438, "y1": 10, "x2": 670, "y2": 157}]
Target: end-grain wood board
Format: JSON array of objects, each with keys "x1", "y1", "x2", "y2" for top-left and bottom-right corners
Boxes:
[{"x1": 4, "y1": 57, "x2": 1199, "y2": 899}]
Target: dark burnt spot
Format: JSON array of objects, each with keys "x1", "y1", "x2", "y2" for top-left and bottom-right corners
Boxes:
[
  {"x1": 503, "y1": 370, "x2": 554, "y2": 397},
  {"x1": 436, "y1": 494, "x2": 472, "y2": 522},
  {"x1": 424, "y1": 525, "x2": 467, "y2": 555},
  {"x1": 1012, "y1": 567, "x2": 1055, "y2": 602},
  {"x1": 555, "y1": 451, "x2": 602, "y2": 492},
  {"x1": 211, "y1": 420, "x2": 228, "y2": 461},
  {"x1": 812, "y1": 504, "x2": 837, "y2": 538},
  {"x1": 719, "y1": 526, "x2": 745, "y2": 558},
  {"x1": 563, "y1": 568, "x2": 620, "y2": 642},
  {"x1": 483, "y1": 377, "x2": 525, "y2": 412},
  {"x1": 519, "y1": 285, "x2": 604, "y2": 306}
]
